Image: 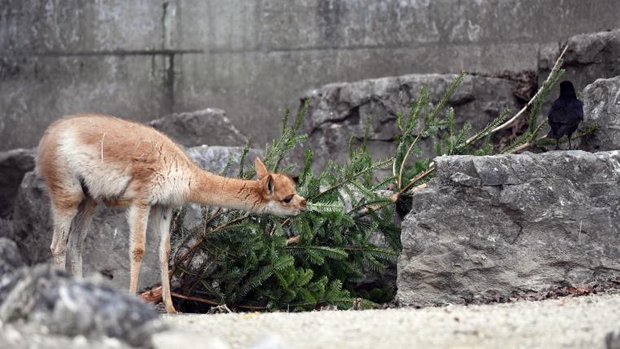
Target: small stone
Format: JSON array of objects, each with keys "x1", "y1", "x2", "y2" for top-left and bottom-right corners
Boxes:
[{"x1": 607, "y1": 330, "x2": 620, "y2": 349}]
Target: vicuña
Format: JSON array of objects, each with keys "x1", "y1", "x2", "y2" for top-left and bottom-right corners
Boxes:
[{"x1": 36, "y1": 114, "x2": 307, "y2": 313}]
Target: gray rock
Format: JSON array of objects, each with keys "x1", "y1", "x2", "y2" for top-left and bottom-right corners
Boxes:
[
  {"x1": 0, "y1": 238, "x2": 25, "y2": 276},
  {"x1": 149, "y1": 108, "x2": 248, "y2": 148},
  {"x1": 0, "y1": 148, "x2": 36, "y2": 218},
  {"x1": 10, "y1": 172, "x2": 55, "y2": 264},
  {"x1": 11, "y1": 145, "x2": 263, "y2": 291},
  {"x1": 539, "y1": 29, "x2": 620, "y2": 97},
  {"x1": 0, "y1": 264, "x2": 163, "y2": 347},
  {"x1": 0, "y1": 325, "x2": 131, "y2": 349},
  {"x1": 580, "y1": 76, "x2": 620, "y2": 152},
  {"x1": 300, "y1": 73, "x2": 520, "y2": 172},
  {"x1": 607, "y1": 330, "x2": 620, "y2": 349},
  {"x1": 187, "y1": 145, "x2": 263, "y2": 178},
  {"x1": 397, "y1": 150, "x2": 620, "y2": 306}
]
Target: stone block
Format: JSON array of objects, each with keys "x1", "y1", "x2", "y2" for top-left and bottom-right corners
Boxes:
[
  {"x1": 580, "y1": 76, "x2": 620, "y2": 152},
  {"x1": 538, "y1": 29, "x2": 620, "y2": 95},
  {"x1": 397, "y1": 150, "x2": 620, "y2": 306},
  {"x1": 300, "y1": 73, "x2": 520, "y2": 172}
]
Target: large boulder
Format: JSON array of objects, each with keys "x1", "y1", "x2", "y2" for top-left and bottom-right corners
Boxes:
[
  {"x1": 0, "y1": 148, "x2": 36, "y2": 219},
  {"x1": 10, "y1": 145, "x2": 263, "y2": 291},
  {"x1": 397, "y1": 150, "x2": 620, "y2": 306},
  {"x1": 579, "y1": 76, "x2": 620, "y2": 152},
  {"x1": 10, "y1": 172, "x2": 54, "y2": 263},
  {"x1": 538, "y1": 29, "x2": 620, "y2": 96},
  {"x1": 300, "y1": 74, "x2": 521, "y2": 172},
  {"x1": 149, "y1": 108, "x2": 247, "y2": 148},
  {"x1": 0, "y1": 264, "x2": 163, "y2": 348}
]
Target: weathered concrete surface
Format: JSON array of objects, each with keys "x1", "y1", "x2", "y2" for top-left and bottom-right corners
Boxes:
[
  {"x1": 580, "y1": 76, "x2": 620, "y2": 152},
  {"x1": 9, "y1": 145, "x2": 262, "y2": 291},
  {"x1": 397, "y1": 150, "x2": 620, "y2": 306},
  {"x1": 301, "y1": 73, "x2": 520, "y2": 171},
  {"x1": 0, "y1": 55, "x2": 173, "y2": 151},
  {"x1": 2, "y1": 1, "x2": 619, "y2": 150},
  {"x1": 0, "y1": 1, "x2": 163, "y2": 52}
]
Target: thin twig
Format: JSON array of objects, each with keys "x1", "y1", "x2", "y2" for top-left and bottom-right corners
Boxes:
[
  {"x1": 395, "y1": 165, "x2": 435, "y2": 199},
  {"x1": 464, "y1": 44, "x2": 569, "y2": 145},
  {"x1": 269, "y1": 217, "x2": 292, "y2": 236},
  {"x1": 286, "y1": 235, "x2": 301, "y2": 245},
  {"x1": 171, "y1": 292, "x2": 222, "y2": 306},
  {"x1": 171, "y1": 213, "x2": 250, "y2": 275},
  {"x1": 312, "y1": 159, "x2": 392, "y2": 201},
  {"x1": 395, "y1": 44, "x2": 569, "y2": 198},
  {"x1": 397, "y1": 132, "x2": 424, "y2": 188}
]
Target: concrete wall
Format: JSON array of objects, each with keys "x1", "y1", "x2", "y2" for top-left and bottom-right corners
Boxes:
[{"x1": 1, "y1": 0, "x2": 618, "y2": 150}]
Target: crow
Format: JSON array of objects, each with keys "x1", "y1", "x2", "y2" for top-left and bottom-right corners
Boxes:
[{"x1": 547, "y1": 80, "x2": 584, "y2": 150}]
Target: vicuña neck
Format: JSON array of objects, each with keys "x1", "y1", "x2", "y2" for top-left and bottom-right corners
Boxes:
[{"x1": 187, "y1": 166, "x2": 265, "y2": 212}]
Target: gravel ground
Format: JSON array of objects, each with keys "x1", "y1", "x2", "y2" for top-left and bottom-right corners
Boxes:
[{"x1": 162, "y1": 294, "x2": 620, "y2": 349}]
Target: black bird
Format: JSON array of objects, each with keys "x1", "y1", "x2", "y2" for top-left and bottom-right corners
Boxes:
[{"x1": 547, "y1": 81, "x2": 584, "y2": 150}]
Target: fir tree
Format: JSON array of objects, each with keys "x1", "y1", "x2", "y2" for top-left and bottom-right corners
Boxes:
[{"x1": 164, "y1": 43, "x2": 592, "y2": 312}]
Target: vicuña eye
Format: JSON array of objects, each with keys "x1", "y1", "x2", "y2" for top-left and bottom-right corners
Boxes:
[{"x1": 283, "y1": 195, "x2": 294, "y2": 204}]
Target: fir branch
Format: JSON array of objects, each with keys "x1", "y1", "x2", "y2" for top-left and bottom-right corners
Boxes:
[
  {"x1": 464, "y1": 44, "x2": 569, "y2": 145},
  {"x1": 286, "y1": 245, "x2": 349, "y2": 260},
  {"x1": 395, "y1": 43, "x2": 569, "y2": 197},
  {"x1": 312, "y1": 158, "x2": 392, "y2": 201}
]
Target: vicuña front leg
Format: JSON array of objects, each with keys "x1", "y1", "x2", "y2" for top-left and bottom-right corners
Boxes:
[
  {"x1": 152, "y1": 205, "x2": 176, "y2": 313},
  {"x1": 128, "y1": 202, "x2": 151, "y2": 295}
]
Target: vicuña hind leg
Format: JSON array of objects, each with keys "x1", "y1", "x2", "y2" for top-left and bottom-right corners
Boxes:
[
  {"x1": 152, "y1": 205, "x2": 175, "y2": 313},
  {"x1": 67, "y1": 197, "x2": 98, "y2": 276},
  {"x1": 49, "y1": 191, "x2": 83, "y2": 270},
  {"x1": 127, "y1": 201, "x2": 151, "y2": 294}
]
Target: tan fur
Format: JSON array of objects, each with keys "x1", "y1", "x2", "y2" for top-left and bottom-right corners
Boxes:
[{"x1": 36, "y1": 114, "x2": 306, "y2": 313}]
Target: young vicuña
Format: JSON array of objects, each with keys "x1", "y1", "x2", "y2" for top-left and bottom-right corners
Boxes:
[{"x1": 36, "y1": 114, "x2": 307, "y2": 313}]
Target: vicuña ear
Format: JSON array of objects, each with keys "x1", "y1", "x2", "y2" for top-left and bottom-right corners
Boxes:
[
  {"x1": 264, "y1": 174, "x2": 274, "y2": 196},
  {"x1": 255, "y1": 158, "x2": 269, "y2": 179}
]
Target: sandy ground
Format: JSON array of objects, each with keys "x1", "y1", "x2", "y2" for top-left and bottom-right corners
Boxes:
[{"x1": 161, "y1": 293, "x2": 620, "y2": 349}]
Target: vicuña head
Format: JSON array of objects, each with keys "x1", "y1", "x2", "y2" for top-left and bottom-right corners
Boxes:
[
  {"x1": 36, "y1": 113, "x2": 306, "y2": 313},
  {"x1": 254, "y1": 158, "x2": 307, "y2": 216}
]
